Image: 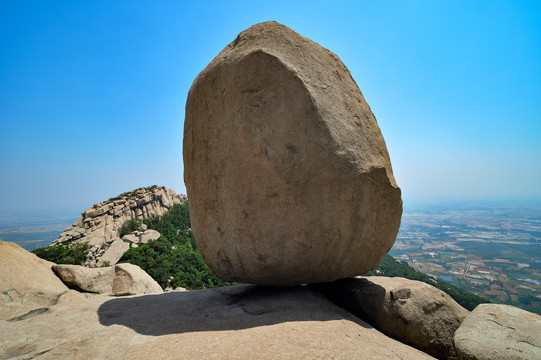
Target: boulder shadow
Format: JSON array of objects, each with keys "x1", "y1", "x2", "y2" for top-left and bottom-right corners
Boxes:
[
  {"x1": 98, "y1": 284, "x2": 372, "y2": 336},
  {"x1": 309, "y1": 277, "x2": 387, "y2": 325}
]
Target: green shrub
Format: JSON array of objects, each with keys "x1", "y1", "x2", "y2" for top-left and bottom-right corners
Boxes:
[
  {"x1": 119, "y1": 203, "x2": 236, "y2": 290},
  {"x1": 108, "y1": 185, "x2": 158, "y2": 202},
  {"x1": 119, "y1": 218, "x2": 143, "y2": 238},
  {"x1": 32, "y1": 242, "x2": 90, "y2": 265}
]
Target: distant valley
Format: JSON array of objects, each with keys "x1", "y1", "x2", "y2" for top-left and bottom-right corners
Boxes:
[
  {"x1": 391, "y1": 201, "x2": 541, "y2": 314},
  {"x1": 0, "y1": 212, "x2": 78, "y2": 251}
]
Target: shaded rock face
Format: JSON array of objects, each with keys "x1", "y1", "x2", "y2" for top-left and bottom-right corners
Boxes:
[
  {"x1": 184, "y1": 21, "x2": 402, "y2": 286},
  {"x1": 0, "y1": 240, "x2": 69, "y2": 321},
  {"x1": 454, "y1": 304, "x2": 541, "y2": 360},
  {"x1": 0, "y1": 284, "x2": 435, "y2": 360},
  {"x1": 52, "y1": 186, "x2": 185, "y2": 267},
  {"x1": 52, "y1": 264, "x2": 162, "y2": 296},
  {"x1": 312, "y1": 276, "x2": 469, "y2": 359}
]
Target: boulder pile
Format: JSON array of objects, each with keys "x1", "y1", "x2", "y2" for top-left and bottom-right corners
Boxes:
[{"x1": 184, "y1": 21, "x2": 402, "y2": 286}]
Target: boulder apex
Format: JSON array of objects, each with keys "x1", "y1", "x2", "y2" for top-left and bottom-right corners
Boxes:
[{"x1": 184, "y1": 21, "x2": 402, "y2": 285}]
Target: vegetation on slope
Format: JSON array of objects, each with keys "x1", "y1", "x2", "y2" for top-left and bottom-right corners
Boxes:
[
  {"x1": 32, "y1": 241, "x2": 90, "y2": 265},
  {"x1": 119, "y1": 218, "x2": 144, "y2": 238},
  {"x1": 118, "y1": 203, "x2": 236, "y2": 290},
  {"x1": 365, "y1": 255, "x2": 490, "y2": 310}
]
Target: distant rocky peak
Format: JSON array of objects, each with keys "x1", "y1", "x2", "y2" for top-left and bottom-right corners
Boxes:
[{"x1": 52, "y1": 186, "x2": 186, "y2": 267}]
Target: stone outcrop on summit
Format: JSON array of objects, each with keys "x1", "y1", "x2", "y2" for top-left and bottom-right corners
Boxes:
[
  {"x1": 184, "y1": 21, "x2": 402, "y2": 285},
  {"x1": 53, "y1": 186, "x2": 185, "y2": 267}
]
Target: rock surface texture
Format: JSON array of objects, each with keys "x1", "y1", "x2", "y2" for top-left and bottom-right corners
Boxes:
[
  {"x1": 0, "y1": 284, "x2": 434, "y2": 360},
  {"x1": 52, "y1": 264, "x2": 114, "y2": 294},
  {"x1": 312, "y1": 276, "x2": 469, "y2": 359},
  {"x1": 0, "y1": 240, "x2": 69, "y2": 321},
  {"x1": 52, "y1": 263, "x2": 162, "y2": 296},
  {"x1": 112, "y1": 263, "x2": 163, "y2": 296},
  {"x1": 454, "y1": 304, "x2": 541, "y2": 360},
  {"x1": 52, "y1": 186, "x2": 185, "y2": 267},
  {"x1": 184, "y1": 21, "x2": 402, "y2": 285}
]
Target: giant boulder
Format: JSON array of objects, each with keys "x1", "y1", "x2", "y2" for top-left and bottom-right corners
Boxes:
[{"x1": 184, "y1": 21, "x2": 402, "y2": 285}]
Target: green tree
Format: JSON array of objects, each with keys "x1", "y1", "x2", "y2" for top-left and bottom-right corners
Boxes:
[
  {"x1": 32, "y1": 242, "x2": 89, "y2": 265},
  {"x1": 119, "y1": 203, "x2": 236, "y2": 290}
]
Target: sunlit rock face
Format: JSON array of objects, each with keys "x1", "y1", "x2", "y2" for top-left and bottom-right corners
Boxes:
[{"x1": 184, "y1": 21, "x2": 402, "y2": 286}]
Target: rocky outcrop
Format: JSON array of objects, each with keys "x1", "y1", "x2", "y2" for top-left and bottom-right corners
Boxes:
[
  {"x1": 0, "y1": 240, "x2": 69, "y2": 321},
  {"x1": 0, "y1": 284, "x2": 435, "y2": 359},
  {"x1": 52, "y1": 264, "x2": 162, "y2": 296},
  {"x1": 92, "y1": 237, "x2": 130, "y2": 267},
  {"x1": 52, "y1": 186, "x2": 185, "y2": 267},
  {"x1": 454, "y1": 304, "x2": 541, "y2": 360},
  {"x1": 86, "y1": 229, "x2": 160, "y2": 268},
  {"x1": 312, "y1": 276, "x2": 469, "y2": 359},
  {"x1": 184, "y1": 21, "x2": 402, "y2": 286}
]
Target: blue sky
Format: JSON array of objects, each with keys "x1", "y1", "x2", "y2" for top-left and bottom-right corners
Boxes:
[{"x1": 1, "y1": 0, "x2": 540, "y2": 214}]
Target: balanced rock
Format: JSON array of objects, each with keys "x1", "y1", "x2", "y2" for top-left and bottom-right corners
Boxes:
[
  {"x1": 454, "y1": 304, "x2": 541, "y2": 360},
  {"x1": 312, "y1": 276, "x2": 469, "y2": 359},
  {"x1": 184, "y1": 21, "x2": 402, "y2": 285},
  {"x1": 0, "y1": 240, "x2": 69, "y2": 320}
]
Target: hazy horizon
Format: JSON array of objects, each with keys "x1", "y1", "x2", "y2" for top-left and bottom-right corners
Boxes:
[{"x1": 1, "y1": 1, "x2": 540, "y2": 214}]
